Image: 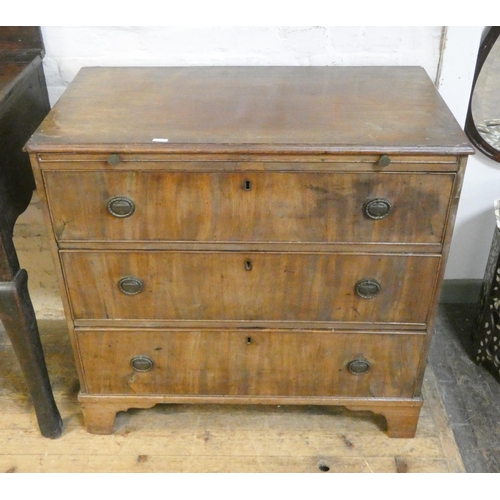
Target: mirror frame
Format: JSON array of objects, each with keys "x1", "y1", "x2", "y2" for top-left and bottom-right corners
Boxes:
[{"x1": 464, "y1": 26, "x2": 500, "y2": 163}]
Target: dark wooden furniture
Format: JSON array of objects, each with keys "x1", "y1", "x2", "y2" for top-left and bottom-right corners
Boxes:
[
  {"x1": 0, "y1": 27, "x2": 62, "y2": 438},
  {"x1": 473, "y1": 200, "x2": 500, "y2": 383},
  {"x1": 26, "y1": 66, "x2": 473, "y2": 437}
]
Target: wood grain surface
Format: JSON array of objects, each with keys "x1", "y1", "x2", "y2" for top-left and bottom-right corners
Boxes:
[
  {"x1": 44, "y1": 170, "x2": 455, "y2": 245},
  {"x1": 25, "y1": 66, "x2": 473, "y2": 155},
  {"x1": 76, "y1": 329, "x2": 424, "y2": 397},
  {"x1": 60, "y1": 251, "x2": 440, "y2": 325}
]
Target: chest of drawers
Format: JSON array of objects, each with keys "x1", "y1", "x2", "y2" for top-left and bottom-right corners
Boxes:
[{"x1": 26, "y1": 66, "x2": 473, "y2": 437}]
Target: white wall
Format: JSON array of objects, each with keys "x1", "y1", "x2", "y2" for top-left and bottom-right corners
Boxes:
[
  {"x1": 435, "y1": 27, "x2": 494, "y2": 280},
  {"x1": 40, "y1": 26, "x2": 444, "y2": 105},
  {"x1": 39, "y1": 26, "x2": 495, "y2": 280},
  {"x1": 431, "y1": 26, "x2": 500, "y2": 281}
]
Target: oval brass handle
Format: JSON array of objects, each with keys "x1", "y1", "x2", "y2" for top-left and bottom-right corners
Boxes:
[
  {"x1": 118, "y1": 276, "x2": 144, "y2": 295},
  {"x1": 363, "y1": 198, "x2": 392, "y2": 220},
  {"x1": 130, "y1": 355, "x2": 154, "y2": 372},
  {"x1": 377, "y1": 154, "x2": 391, "y2": 167},
  {"x1": 347, "y1": 358, "x2": 371, "y2": 375},
  {"x1": 107, "y1": 153, "x2": 121, "y2": 166},
  {"x1": 108, "y1": 196, "x2": 136, "y2": 218},
  {"x1": 355, "y1": 278, "x2": 381, "y2": 299}
]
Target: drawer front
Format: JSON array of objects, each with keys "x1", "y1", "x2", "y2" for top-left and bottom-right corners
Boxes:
[
  {"x1": 77, "y1": 329, "x2": 424, "y2": 398},
  {"x1": 44, "y1": 170, "x2": 454, "y2": 245},
  {"x1": 61, "y1": 251, "x2": 440, "y2": 325}
]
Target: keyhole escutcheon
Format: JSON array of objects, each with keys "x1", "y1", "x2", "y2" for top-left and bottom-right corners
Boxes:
[
  {"x1": 245, "y1": 259, "x2": 253, "y2": 271},
  {"x1": 243, "y1": 179, "x2": 252, "y2": 191}
]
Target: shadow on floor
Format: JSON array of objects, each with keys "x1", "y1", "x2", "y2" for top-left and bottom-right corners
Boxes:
[{"x1": 430, "y1": 303, "x2": 500, "y2": 473}]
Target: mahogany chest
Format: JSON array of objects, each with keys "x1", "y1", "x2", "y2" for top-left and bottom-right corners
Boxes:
[{"x1": 26, "y1": 66, "x2": 474, "y2": 437}]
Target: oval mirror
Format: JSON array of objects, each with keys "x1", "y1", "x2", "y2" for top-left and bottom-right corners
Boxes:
[{"x1": 465, "y1": 27, "x2": 500, "y2": 162}]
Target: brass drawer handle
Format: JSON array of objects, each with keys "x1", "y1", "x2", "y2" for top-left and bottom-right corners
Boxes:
[
  {"x1": 377, "y1": 154, "x2": 391, "y2": 167},
  {"x1": 118, "y1": 276, "x2": 144, "y2": 295},
  {"x1": 363, "y1": 198, "x2": 392, "y2": 220},
  {"x1": 355, "y1": 278, "x2": 381, "y2": 299},
  {"x1": 130, "y1": 355, "x2": 154, "y2": 372},
  {"x1": 108, "y1": 196, "x2": 136, "y2": 218},
  {"x1": 107, "y1": 153, "x2": 121, "y2": 166},
  {"x1": 347, "y1": 358, "x2": 371, "y2": 375}
]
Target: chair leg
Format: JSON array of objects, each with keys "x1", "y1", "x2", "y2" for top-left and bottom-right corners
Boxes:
[{"x1": 0, "y1": 269, "x2": 63, "y2": 438}]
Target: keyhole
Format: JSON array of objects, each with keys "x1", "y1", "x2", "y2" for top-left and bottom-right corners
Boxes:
[
  {"x1": 245, "y1": 260, "x2": 252, "y2": 271},
  {"x1": 246, "y1": 337, "x2": 252, "y2": 345},
  {"x1": 243, "y1": 179, "x2": 252, "y2": 191}
]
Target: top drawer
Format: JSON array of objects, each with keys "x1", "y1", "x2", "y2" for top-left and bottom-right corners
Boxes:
[{"x1": 43, "y1": 170, "x2": 454, "y2": 246}]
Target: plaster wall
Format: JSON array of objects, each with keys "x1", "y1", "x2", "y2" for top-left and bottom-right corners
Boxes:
[
  {"x1": 40, "y1": 26, "x2": 445, "y2": 105},
  {"x1": 436, "y1": 27, "x2": 495, "y2": 282}
]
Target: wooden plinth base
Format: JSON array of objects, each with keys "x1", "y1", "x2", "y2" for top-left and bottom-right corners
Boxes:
[{"x1": 79, "y1": 394, "x2": 423, "y2": 438}]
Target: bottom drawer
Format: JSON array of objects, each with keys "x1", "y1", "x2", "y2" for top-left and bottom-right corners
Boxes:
[{"x1": 77, "y1": 329, "x2": 425, "y2": 398}]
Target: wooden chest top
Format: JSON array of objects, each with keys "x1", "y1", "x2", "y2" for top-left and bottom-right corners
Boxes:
[{"x1": 26, "y1": 66, "x2": 474, "y2": 155}]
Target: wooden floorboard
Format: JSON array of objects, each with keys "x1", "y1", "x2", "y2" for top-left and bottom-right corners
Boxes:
[{"x1": 0, "y1": 319, "x2": 464, "y2": 473}]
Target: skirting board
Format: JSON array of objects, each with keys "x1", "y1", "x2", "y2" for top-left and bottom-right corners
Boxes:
[{"x1": 439, "y1": 279, "x2": 482, "y2": 304}]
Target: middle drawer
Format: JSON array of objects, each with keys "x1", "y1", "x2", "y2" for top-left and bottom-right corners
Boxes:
[{"x1": 61, "y1": 251, "x2": 440, "y2": 326}]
